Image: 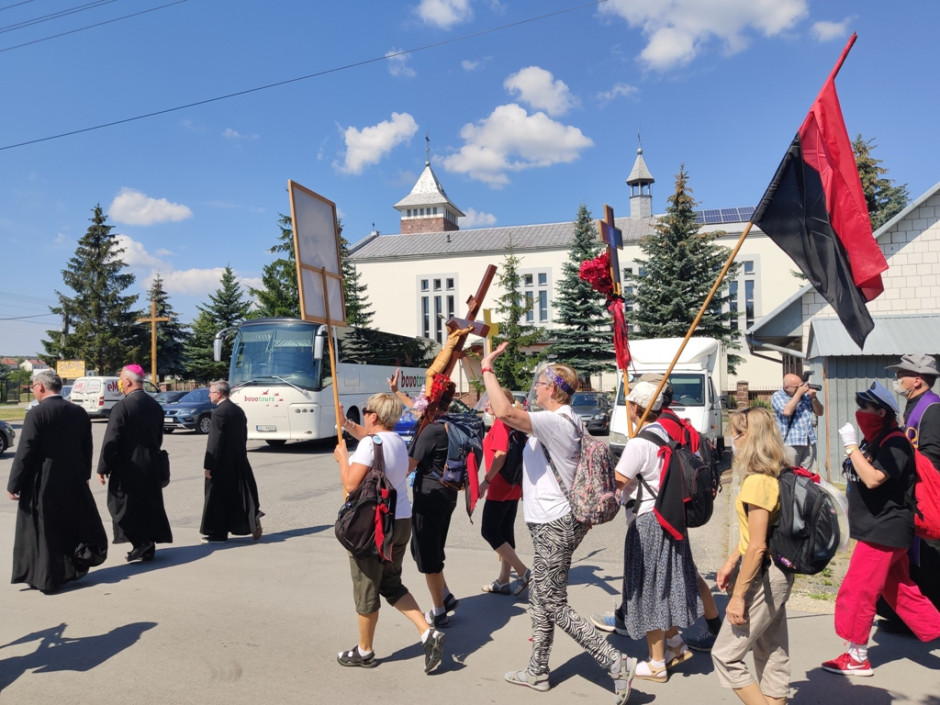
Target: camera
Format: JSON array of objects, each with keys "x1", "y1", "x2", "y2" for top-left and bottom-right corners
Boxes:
[{"x1": 801, "y1": 370, "x2": 822, "y2": 392}]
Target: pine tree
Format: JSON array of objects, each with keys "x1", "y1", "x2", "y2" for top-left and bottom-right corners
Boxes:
[
  {"x1": 41, "y1": 204, "x2": 145, "y2": 373},
  {"x1": 491, "y1": 243, "x2": 543, "y2": 390},
  {"x1": 141, "y1": 274, "x2": 190, "y2": 379},
  {"x1": 250, "y1": 213, "x2": 300, "y2": 318},
  {"x1": 853, "y1": 134, "x2": 910, "y2": 231},
  {"x1": 544, "y1": 204, "x2": 613, "y2": 387},
  {"x1": 626, "y1": 166, "x2": 742, "y2": 370},
  {"x1": 184, "y1": 266, "x2": 252, "y2": 382}
]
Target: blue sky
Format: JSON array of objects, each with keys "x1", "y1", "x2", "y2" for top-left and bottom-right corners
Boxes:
[{"x1": 2, "y1": 0, "x2": 938, "y2": 357}]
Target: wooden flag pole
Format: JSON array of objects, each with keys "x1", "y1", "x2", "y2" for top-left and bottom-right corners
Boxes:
[
  {"x1": 633, "y1": 222, "x2": 754, "y2": 431},
  {"x1": 318, "y1": 267, "x2": 345, "y2": 446}
]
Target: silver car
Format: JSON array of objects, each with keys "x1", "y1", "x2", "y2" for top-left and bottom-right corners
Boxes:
[{"x1": 0, "y1": 419, "x2": 14, "y2": 455}]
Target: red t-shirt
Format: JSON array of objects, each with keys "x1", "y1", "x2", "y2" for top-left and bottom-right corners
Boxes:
[{"x1": 482, "y1": 419, "x2": 522, "y2": 501}]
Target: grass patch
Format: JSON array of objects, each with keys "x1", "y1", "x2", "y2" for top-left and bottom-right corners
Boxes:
[{"x1": 0, "y1": 405, "x2": 26, "y2": 422}]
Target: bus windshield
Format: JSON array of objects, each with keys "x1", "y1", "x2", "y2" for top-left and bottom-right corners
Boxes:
[{"x1": 230, "y1": 321, "x2": 322, "y2": 390}]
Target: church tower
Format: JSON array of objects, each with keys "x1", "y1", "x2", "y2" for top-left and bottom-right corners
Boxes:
[
  {"x1": 394, "y1": 139, "x2": 464, "y2": 234},
  {"x1": 626, "y1": 147, "x2": 655, "y2": 219}
]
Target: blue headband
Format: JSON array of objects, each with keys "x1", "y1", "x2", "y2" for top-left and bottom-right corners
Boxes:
[{"x1": 544, "y1": 366, "x2": 574, "y2": 394}]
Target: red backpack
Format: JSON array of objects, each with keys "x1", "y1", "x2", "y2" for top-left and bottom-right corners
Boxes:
[{"x1": 884, "y1": 430, "x2": 940, "y2": 541}]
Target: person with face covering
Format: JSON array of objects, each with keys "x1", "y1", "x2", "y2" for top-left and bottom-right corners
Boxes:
[{"x1": 822, "y1": 381, "x2": 940, "y2": 676}]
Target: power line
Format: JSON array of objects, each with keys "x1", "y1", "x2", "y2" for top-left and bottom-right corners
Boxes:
[
  {"x1": 0, "y1": 0, "x2": 185, "y2": 54},
  {"x1": 0, "y1": 0, "x2": 606, "y2": 152},
  {"x1": 0, "y1": 1, "x2": 36, "y2": 13},
  {"x1": 0, "y1": 0, "x2": 117, "y2": 34}
]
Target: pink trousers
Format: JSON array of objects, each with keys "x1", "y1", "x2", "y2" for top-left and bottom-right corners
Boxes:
[{"x1": 835, "y1": 540, "x2": 940, "y2": 645}]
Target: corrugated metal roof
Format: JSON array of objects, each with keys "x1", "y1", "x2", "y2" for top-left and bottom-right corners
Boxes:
[
  {"x1": 808, "y1": 314, "x2": 940, "y2": 357},
  {"x1": 349, "y1": 216, "x2": 660, "y2": 261}
]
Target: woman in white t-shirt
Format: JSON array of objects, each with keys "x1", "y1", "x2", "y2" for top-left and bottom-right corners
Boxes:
[
  {"x1": 334, "y1": 393, "x2": 445, "y2": 674},
  {"x1": 480, "y1": 343, "x2": 636, "y2": 705}
]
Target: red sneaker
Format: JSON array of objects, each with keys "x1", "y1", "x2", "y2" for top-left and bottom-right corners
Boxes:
[{"x1": 822, "y1": 652, "x2": 873, "y2": 677}]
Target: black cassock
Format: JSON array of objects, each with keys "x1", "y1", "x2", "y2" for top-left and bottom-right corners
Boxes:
[
  {"x1": 200, "y1": 399, "x2": 261, "y2": 537},
  {"x1": 7, "y1": 396, "x2": 108, "y2": 592},
  {"x1": 97, "y1": 390, "x2": 172, "y2": 546}
]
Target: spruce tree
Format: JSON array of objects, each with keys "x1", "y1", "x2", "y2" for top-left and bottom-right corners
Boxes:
[
  {"x1": 491, "y1": 243, "x2": 543, "y2": 390},
  {"x1": 41, "y1": 204, "x2": 145, "y2": 373},
  {"x1": 142, "y1": 274, "x2": 190, "y2": 379},
  {"x1": 626, "y1": 166, "x2": 742, "y2": 370},
  {"x1": 184, "y1": 266, "x2": 252, "y2": 382},
  {"x1": 853, "y1": 134, "x2": 910, "y2": 231},
  {"x1": 250, "y1": 213, "x2": 300, "y2": 318},
  {"x1": 544, "y1": 204, "x2": 613, "y2": 387}
]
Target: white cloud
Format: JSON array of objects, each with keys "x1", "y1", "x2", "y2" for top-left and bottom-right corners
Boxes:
[
  {"x1": 109, "y1": 188, "x2": 193, "y2": 226},
  {"x1": 114, "y1": 234, "x2": 170, "y2": 270},
  {"x1": 386, "y1": 49, "x2": 416, "y2": 78},
  {"x1": 503, "y1": 66, "x2": 578, "y2": 116},
  {"x1": 222, "y1": 127, "x2": 259, "y2": 140},
  {"x1": 336, "y1": 112, "x2": 419, "y2": 175},
  {"x1": 442, "y1": 103, "x2": 593, "y2": 187},
  {"x1": 415, "y1": 0, "x2": 472, "y2": 29},
  {"x1": 460, "y1": 208, "x2": 497, "y2": 227},
  {"x1": 597, "y1": 82, "x2": 639, "y2": 105},
  {"x1": 811, "y1": 18, "x2": 852, "y2": 42},
  {"x1": 599, "y1": 0, "x2": 808, "y2": 71},
  {"x1": 461, "y1": 59, "x2": 481, "y2": 71}
]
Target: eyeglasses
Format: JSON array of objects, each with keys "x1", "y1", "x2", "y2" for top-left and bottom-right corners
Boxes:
[
  {"x1": 534, "y1": 380, "x2": 549, "y2": 388},
  {"x1": 363, "y1": 408, "x2": 375, "y2": 415}
]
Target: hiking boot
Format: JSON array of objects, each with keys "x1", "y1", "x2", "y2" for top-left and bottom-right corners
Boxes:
[
  {"x1": 424, "y1": 630, "x2": 446, "y2": 673},
  {"x1": 425, "y1": 609, "x2": 450, "y2": 628},
  {"x1": 684, "y1": 626, "x2": 718, "y2": 652},
  {"x1": 822, "y1": 652, "x2": 873, "y2": 677},
  {"x1": 505, "y1": 669, "x2": 550, "y2": 692},
  {"x1": 337, "y1": 646, "x2": 377, "y2": 668}
]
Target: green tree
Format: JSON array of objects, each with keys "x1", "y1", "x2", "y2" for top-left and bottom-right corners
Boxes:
[
  {"x1": 185, "y1": 266, "x2": 252, "y2": 382},
  {"x1": 544, "y1": 204, "x2": 613, "y2": 387},
  {"x1": 626, "y1": 166, "x2": 742, "y2": 370},
  {"x1": 250, "y1": 213, "x2": 300, "y2": 318},
  {"x1": 491, "y1": 243, "x2": 543, "y2": 390},
  {"x1": 41, "y1": 204, "x2": 145, "y2": 373},
  {"x1": 142, "y1": 274, "x2": 190, "y2": 379},
  {"x1": 853, "y1": 134, "x2": 910, "y2": 231}
]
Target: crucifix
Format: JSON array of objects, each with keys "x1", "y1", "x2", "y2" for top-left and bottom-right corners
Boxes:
[
  {"x1": 598, "y1": 203, "x2": 623, "y2": 296},
  {"x1": 481, "y1": 308, "x2": 499, "y2": 357},
  {"x1": 136, "y1": 299, "x2": 170, "y2": 387}
]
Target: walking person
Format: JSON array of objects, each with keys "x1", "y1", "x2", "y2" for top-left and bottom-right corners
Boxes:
[
  {"x1": 822, "y1": 381, "x2": 940, "y2": 676},
  {"x1": 335, "y1": 393, "x2": 446, "y2": 673},
  {"x1": 97, "y1": 364, "x2": 172, "y2": 562},
  {"x1": 201, "y1": 380, "x2": 264, "y2": 543},
  {"x1": 478, "y1": 387, "x2": 530, "y2": 596},
  {"x1": 8, "y1": 371, "x2": 108, "y2": 592},
  {"x1": 480, "y1": 343, "x2": 636, "y2": 704},
  {"x1": 711, "y1": 408, "x2": 793, "y2": 705}
]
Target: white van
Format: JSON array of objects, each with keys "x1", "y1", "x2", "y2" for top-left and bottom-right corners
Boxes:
[{"x1": 71, "y1": 376, "x2": 159, "y2": 418}]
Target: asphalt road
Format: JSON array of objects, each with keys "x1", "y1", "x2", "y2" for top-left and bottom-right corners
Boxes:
[{"x1": 1, "y1": 420, "x2": 938, "y2": 704}]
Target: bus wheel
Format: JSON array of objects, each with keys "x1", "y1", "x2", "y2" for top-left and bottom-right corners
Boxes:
[
  {"x1": 343, "y1": 409, "x2": 360, "y2": 441},
  {"x1": 265, "y1": 439, "x2": 286, "y2": 447}
]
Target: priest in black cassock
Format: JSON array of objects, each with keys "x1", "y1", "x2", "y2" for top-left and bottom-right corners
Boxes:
[
  {"x1": 97, "y1": 364, "x2": 172, "y2": 562},
  {"x1": 8, "y1": 370, "x2": 107, "y2": 592},
  {"x1": 200, "y1": 380, "x2": 263, "y2": 542}
]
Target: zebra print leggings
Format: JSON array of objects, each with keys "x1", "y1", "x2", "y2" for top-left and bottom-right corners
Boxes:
[{"x1": 527, "y1": 513, "x2": 620, "y2": 676}]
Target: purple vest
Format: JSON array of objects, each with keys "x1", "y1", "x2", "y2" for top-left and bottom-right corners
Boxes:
[{"x1": 903, "y1": 389, "x2": 940, "y2": 447}]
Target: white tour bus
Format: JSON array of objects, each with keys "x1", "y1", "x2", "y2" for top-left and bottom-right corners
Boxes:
[{"x1": 215, "y1": 318, "x2": 439, "y2": 445}]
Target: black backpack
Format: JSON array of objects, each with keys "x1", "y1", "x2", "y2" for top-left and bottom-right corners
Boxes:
[
  {"x1": 498, "y1": 428, "x2": 527, "y2": 486},
  {"x1": 435, "y1": 413, "x2": 485, "y2": 489},
  {"x1": 768, "y1": 466, "x2": 840, "y2": 575},
  {"x1": 637, "y1": 429, "x2": 715, "y2": 540},
  {"x1": 334, "y1": 436, "x2": 397, "y2": 561}
]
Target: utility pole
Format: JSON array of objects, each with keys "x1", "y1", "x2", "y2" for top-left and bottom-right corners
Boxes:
[{"x1": 137, "y1": 299, "x2": 170, "y2": 387}]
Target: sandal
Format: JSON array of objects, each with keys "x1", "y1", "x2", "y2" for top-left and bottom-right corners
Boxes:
[
  {"x1": 482, "y1": 581, "x2": 511, "y2": 594},
  {"x1": 513, "y1": 568, "x2": 532, "y2": 596},
  {"x1": 337, "y1": 646, "x2": 377, "y2": 668},
  {"x1": 665, "y1": 641, "x2": 693, "y2": 669},
  {"x1": 505, "y1": 669, "x2": 550, "y2": 692},
  {"x1": 609, "y1": 654, "x2": 637, "y2": 705},
  {"x1": 634, "y1": 660, "x2": 668, "y2": 683}
]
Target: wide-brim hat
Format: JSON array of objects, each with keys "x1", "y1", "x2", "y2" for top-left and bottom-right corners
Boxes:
[
  {"x1": 886, "y1": 353, "x2": 940, "y2": 378},
  {"x1": 856, "y1": 380, "x2": 900, "y2": 414},
  {"x1": 627, "y1": 380, "x2": 664, "y2": 411}
]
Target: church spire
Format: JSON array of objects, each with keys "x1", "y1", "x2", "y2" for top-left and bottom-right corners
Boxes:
[
  {"x1": 394, "y1": 146, "x2": 464, "y2": 234},
  {"x1": 626, "y1": 137, "x2": 655, "y2": 219}
]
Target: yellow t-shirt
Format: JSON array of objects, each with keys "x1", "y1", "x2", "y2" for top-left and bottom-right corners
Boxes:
[{"x1": 735, "y1": 472, "x2": 780, "y2": 555}]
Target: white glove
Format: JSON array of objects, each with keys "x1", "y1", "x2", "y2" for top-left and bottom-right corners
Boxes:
[{"x1": 838, "y1": 423, "x2": 858, "y2": 448}]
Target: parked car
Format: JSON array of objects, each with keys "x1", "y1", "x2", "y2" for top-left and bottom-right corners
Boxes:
[
  {"x1": 569, "y1": 391, "x2": 612, "y2": 435},
  {"x1": 24, "y1": 384, "x2": 72, "y2": 415},
  {"x1": 393, "y1": 398, "x2": 480, "y2": 445},
  {"x1": 71, "y1": 376, "x2": 159, "y2": 418},
  {"x1": 473, "y1": 391, "x2": 528, "y2": 428},
  {"x1": 153, "y1": 390, "x2": 188, "y2": 405},
  {"x1": 162, "y1": 387, "x2": 215, "y2": 434},
  {"x1": 0, "y1": 419, "x2": 14, "y2": 455}
]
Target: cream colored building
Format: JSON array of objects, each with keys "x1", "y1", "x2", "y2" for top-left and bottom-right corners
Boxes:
[{"x1": 350, "y1": 149, "x2": 805, "y2": 393}]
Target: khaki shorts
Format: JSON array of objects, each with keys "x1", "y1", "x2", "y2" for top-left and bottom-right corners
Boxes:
[{"x1": 349, "y1": 518, "x2": 412, "y2": 614}]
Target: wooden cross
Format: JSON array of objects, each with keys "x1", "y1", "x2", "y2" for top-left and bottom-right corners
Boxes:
[
  {"x1": 136, "y1": 298, "x2": 170, "y2": 387},
  {"x1": 444, "y1": 264, "x2": 496, "y2": 343},
  {"x1": 598, "y1": 204, "x2": 623, "y2": 297},
  {"x1": 482, "y1": 308, "x2": 499, "y2": 356}
]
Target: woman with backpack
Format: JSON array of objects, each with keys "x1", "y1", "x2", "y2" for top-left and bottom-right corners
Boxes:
[
  {"x1": 333, "y1": 393, "x2": 446, "y2": 673},
  {"x1": 480, "y1": 344, "x2": 636, "y2": 705},
  {"x1": 822, "y1": 381, "x2": 940, "y2": 676},
  {"x1": 711, "y1": 407, "x2": 792, "y2": 705},
  {"x1": 478, "y1": 387, "x2": 531, "y2": 596},
  {"x1": 614, "y1": 380, "x2": 702, "y2": 683}
]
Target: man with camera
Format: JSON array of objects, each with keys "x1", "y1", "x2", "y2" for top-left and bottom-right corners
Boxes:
[{"x1": 771, "y1": 371, "x2": 824, "y2": 471}]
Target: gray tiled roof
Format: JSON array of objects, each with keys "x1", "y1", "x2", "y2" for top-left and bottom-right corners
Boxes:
[{"x1": 349, "y1": 216, "x2": 659, "y2": 261}]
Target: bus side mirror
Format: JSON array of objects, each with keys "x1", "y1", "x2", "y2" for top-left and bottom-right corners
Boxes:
[
  {"x1": 213, "y1": 337, "x2": 222, "y2": 362},
  {"x1": 314, "y1": 333, "x2": 325, "y2": 361}
]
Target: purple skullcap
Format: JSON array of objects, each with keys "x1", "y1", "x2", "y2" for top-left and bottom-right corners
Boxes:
[{"x1": 125, "y1": 363, "x2": 146, "y2": 378}]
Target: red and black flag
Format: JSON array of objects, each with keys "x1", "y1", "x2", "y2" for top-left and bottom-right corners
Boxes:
[{"x1": 752, "y1": 34, "x2": 887, "y2": 348}]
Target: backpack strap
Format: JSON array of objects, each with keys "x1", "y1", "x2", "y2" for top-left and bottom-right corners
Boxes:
[
  {"x1": 634, "y1": 429, "x2": 667, "y2": 504},
  {"x1": 538, "y1": 413, "x2": 581, "y2": 498}
]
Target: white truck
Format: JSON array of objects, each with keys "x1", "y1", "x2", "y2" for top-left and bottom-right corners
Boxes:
[{"x1": 609, "y1": 337, "x2": 727, "y2": 457}]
